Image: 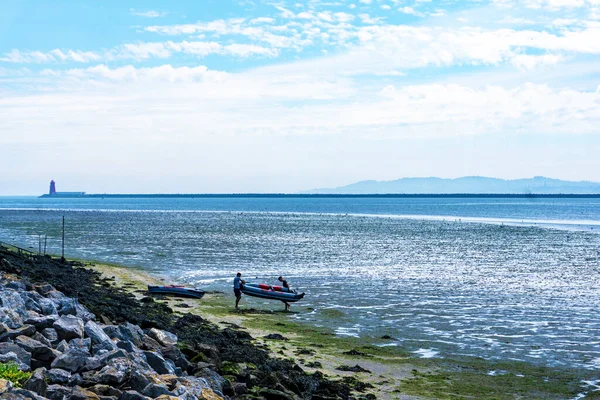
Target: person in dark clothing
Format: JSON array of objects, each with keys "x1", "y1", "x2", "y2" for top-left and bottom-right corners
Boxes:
[
  {"x1": 278, "y1": 276, "x2": 291, "y2": 311},
  {"x1": 233, "y1": 272, "x2": 245, "y2": 309},
  {"x1": 278, "y1": 276, "x2": 290, "y2": 289}
]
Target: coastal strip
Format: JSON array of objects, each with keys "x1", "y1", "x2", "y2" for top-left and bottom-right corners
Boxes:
[{"x1": 0, "y1": 245, "x2": 596, "y2": 399}]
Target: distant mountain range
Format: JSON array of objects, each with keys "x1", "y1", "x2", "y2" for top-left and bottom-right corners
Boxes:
[{"x1": 304, "y1": 176, "x2": 600, "y2": 194}]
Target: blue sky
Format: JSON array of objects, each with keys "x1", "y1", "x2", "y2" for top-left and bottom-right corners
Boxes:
[{"x1": 1, "y1": 0, "x2": 600, "y2": 194}]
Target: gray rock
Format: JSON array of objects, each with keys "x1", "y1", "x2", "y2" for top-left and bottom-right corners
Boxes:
[
  {"x1": 35, "y1": 284, "x2": 55, "y2": 296},
  {"x1": 41, "y1": 328, "x2": 59, "y2": 345},
  {"x1": 92, "y1": 359, "x2": 131, "y2": 385},
  {"x1": 24, "y1": 367, "x2": 47, "y2": 396},
  {"x1": 115, "y1": 340, "x2": 137, "y2": 354},
  {"x1": 0, "y1": 308, "x2": 23, "y2": 329},
  {"x1": 45, "y1": 384, "x2": 71, "y2": 400},
  {"x1": 141, "y1": 383, "x2": 173, "y2": 398},
  {"x1": 51, "y1": 348, "x2": 89, "y2": 373},
  {"x1": 233, "y1": 382, "x2": 248, "y2": 395},
  {"x1": 32, "y1": 332, "x2": 53, "y2": 348},
  {"x1": 84, "y1": 349, "x2": 129, "y2": 372},
  {"x1": 0, "y1": 343, "x2": 31, "y2": 370},
  {"x1": 46, "y1": 368, "x2": 72, "y2": 385},
  {"x1": 126, "y1": 370, "x2": 153, "y2": 392},
  {"x1": 5, "y1": 281, "x2": 26, "y2": 291},
  {"x1": 146, "y1": 328, "x2": 177, "y2": 347},
  {"x1": 0, "y1": 289, "x2": 28, "y2": 317},
  {"x1": 0, "y1": 378, "x2": 13, "y2": 394},
  {"x1": 87, "y1": 384, "x2": 122, "y2": 398},
  {"x1": 67, "y1": 386, "x2": 101, "y2": 400},
  {"x1": 68, "y1": 373, "x2": 83, "y2": 387},
  {"x1": 119, "y1": 323, "x2": 144, "y2": 347},
  {"x1": 15, "y1": 335, "x2": 56, "y2": 361},
  {"x1": 53, "y1": 315, "x2": 84, "y2": 340},
  {"x1": 143, "y1": 351, "x2": 175, "y2": 375},
  {"x1": 20, "y1": 293, "x2": 42, "y2": 313},
  {"x1": 195, "y1": 367, "x2": 227, "y2": 394},
  {"x1": 120, "y1": 390, "x2": 151, "y2": 400},
  {"x1": 39, "y1": 298, "x2": 58, "y2": 316},
  {"x1": 75, "y1": 304, "x2": 95, "y2": 322},
  {"x1": 92, "y1": 340, "x2": 117, "y2": 356},
  {"x1": 0, "y1": 324, "x2": 36, "y2": 341},
  {"x1": 160, "y1": 346, "x2": 191, "y2": 371},
  {"x1": 24, "y1": 315, "x2": 58, "y2": 330},
  {"x1": 84, "y1": 321, "x2": 112, "y2": 346},
  {"x1": 56, "y1": 340, "x2": 70, "y2": 353},
  {"x1": 10, "y1": 388, "x2": 46, "y2": 400},
  {"x1": 172, "y1": 376, "x2": 211, "y2": 399},
  {"x1": 139, "y1": 335, "x2": 161, "y2": 351},
  {"x1": 69, "y1": 338, "x2": 92, "y2": 354}
]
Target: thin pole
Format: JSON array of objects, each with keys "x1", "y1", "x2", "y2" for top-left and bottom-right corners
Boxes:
[
  {"x1": 44, "y1": 235, "x2": 47, "y2": 255},
  {"x1": 38, "y1": 235, "x2": 41, "y2": 256},
  {"x1": 61, "y1": 216, "x2": 65, "y2": 262}
]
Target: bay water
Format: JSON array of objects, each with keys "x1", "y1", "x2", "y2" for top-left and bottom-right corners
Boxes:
[{"x1": 1, "y1": 196, "x2": 599, "y2": 371}]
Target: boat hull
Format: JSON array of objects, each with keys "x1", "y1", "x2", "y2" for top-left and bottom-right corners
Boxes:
[
  {"x1": 241, "y1": 284, "x2": 305, "y2": 302},
  {"x1": 148, "y1": 285, "x2": 205, "y2": 299}
]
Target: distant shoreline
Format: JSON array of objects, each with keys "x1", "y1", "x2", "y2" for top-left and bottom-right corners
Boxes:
[{"x1": 38, "y1": 193, "x2": 600, "y2": 199}]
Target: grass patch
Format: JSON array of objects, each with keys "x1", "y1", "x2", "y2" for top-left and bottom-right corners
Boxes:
[{"x1": 0, "y1": 363, "x2": 31, "y2": 388}]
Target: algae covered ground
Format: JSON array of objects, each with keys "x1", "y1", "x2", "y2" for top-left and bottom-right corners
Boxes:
[{"x1": 89, "y1": 261, "x2": 599, "y2": 400}]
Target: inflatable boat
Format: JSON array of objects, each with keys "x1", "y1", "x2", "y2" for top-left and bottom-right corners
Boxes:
[
  {"x1": 241, "y1": 283, "x2": 305, "y2": 302},
  {"x1": 147, "y1": 285, "x2": 205, "y2": 299}
]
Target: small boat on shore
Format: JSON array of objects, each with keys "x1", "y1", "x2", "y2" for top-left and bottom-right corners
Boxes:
[
  {"x1": 241, "y1": 283, "x2": 305, "y2": 302},
  {"x1": 147, "y1": 285, "x2": 205, "y2": 299}
]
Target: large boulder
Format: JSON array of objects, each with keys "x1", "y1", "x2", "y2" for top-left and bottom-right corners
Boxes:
[
  {"x1": 45, "y1": 384, "x2": 71, "y2": 400},
  {"x1": 141, "y1": 383, "x2": 173, "y2": 398},
  {"x1": 120, "y1": 390, "x2": 151, "y2": 400},
  {"x1": 84, "y1": 321, "x2": 112, "y2": 346},
  {"x1": 146, "y1": 329, "x2": 177, "y2": 347},
  {"x1": 160, "y1": 346, "x2": 191, "y2": 371},
  {"x1": 68, "y1": 386, "x2": 101, "y2": 400},
  {"x1": 0, "y1": 308, "x2": 23, "y2": 329},
  {"x1": 24, "y1": 367, "x2": 47, "y2": 396},
  {"x1": 15, "y1": 335, "x2": 56, "y2": 362},
  {"x1": 0, "y1": 289, "x2": 28, "y2": 317},
  {"x1": 45, "y1": 368, "x2": 71, "y2": 385},
  {"x1": 53, "y1": 315, "x2": 84, "y2": 340},
  {"x1": 143, "y1": 351, "x2": 175, "y2": 375},
  {"x1": 84, "y1": 349, "x2": 129, "y2": 372},
  {"x1": 24, "y1": 315, "x2": 58, "y2": 330},
  {"x1": 50, "y1": 348, "x2": 89, "y2": 373},
  {"x1": 92, "y1": 358, "x2": 131, "y2": 385},
  {"x1": 40, "y1": 328, "x2": 59, "y2": 345},
  {"x1": 69, "y1": 338, "x2": 92, "y2": 354}
]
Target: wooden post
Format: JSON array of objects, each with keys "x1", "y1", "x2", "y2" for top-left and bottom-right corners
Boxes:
[{"x1": 61, "y1": 216, "x2": 65, "y2": 262}]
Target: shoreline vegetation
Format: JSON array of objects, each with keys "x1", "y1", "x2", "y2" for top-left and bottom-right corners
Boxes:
[{"x1": 0, "y1": 246, "x2": 596, "y2": 399}]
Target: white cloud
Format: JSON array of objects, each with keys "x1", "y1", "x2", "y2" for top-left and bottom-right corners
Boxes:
[
  {"x1": 511, "y1": 53, "x2": 565, "y2": 70},
  {"x1": 0, "y1": 49, "x2": 101, "y2": 63},
  {"x1": 399, "y1": 6, "x2": 424, "y2": 16},
  {"x1": 130, "y1": 9, "x2": 169, "y2": 18}
]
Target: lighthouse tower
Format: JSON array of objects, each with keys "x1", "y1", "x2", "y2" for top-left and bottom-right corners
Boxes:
[{"x1": 49, "y1": 180, "x2": 56, "y2": 195}]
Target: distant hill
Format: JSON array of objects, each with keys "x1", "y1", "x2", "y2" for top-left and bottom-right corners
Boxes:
[{"x1": 304, "y1": 176, "x2": 600, "y2": 194}]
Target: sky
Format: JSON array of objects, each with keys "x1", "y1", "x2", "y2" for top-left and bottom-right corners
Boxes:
[{"x1": 1, "y1": 0, "x2": 600, "y2": 195}]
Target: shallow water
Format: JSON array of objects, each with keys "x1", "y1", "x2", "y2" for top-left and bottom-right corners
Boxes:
[{"x1": 1, "y1": 196, "x2": 599, "y2": 370}]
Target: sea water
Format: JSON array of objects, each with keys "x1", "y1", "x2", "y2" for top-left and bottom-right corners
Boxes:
[{"x1": 1, "y1": 196, "x2": 599, "y2": 370}]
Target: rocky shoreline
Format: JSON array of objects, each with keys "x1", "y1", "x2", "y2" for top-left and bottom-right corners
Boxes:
[{"x1": 0, "y1": 247, "x2": 372, "y2": 400}]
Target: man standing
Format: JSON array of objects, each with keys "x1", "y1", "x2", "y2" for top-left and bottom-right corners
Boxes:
[
  {"x1": 233, "y1": 272, "x2": 245, "y2": 309},
  {"x1": 278, "y1": 276, "x2": 291, "y2": 311}
]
